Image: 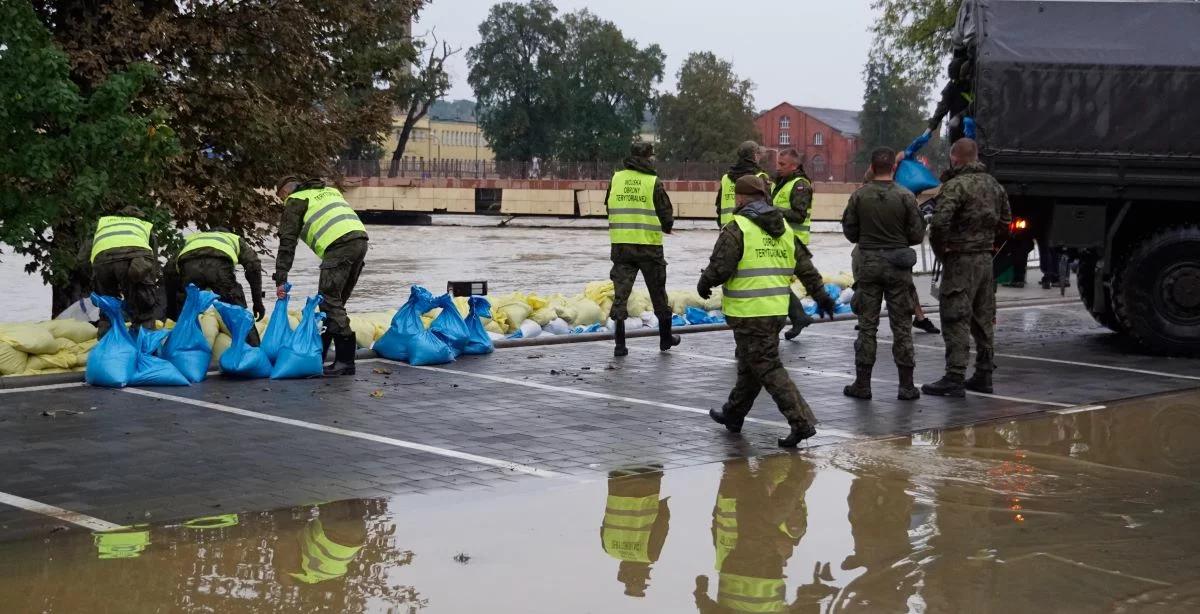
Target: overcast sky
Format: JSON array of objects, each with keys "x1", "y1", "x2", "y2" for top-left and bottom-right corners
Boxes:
[{"x1": 417, "y1": 0, "x2": 879, "y2": 112}]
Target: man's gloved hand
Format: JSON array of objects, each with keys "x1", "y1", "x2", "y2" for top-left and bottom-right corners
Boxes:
[
  {"x1": 817, "y1": 295, "x2": 837, "y2": 320},
  {"x1": 253, "y1": 300, "x2": 266, "y2": 322},
  {"x1": 275, "y1": 285, "x2": 288, "y2": 300},
  {"x1": 696, "y1": 281, "x2": 712, "y2": 300}
]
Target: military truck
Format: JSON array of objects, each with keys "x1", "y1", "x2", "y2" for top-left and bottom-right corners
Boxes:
[{"x1": 959, "y1": 0, "x2": 1200, "y2": 354}]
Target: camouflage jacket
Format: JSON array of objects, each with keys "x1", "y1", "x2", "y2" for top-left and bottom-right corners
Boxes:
[
  {"x1": 274, "y1": 179, "x2": 369, "y2": 284},
  {"x1": 930, "y1": 163, "x2": 1012, "y2": 256},
  {"x1": 842, "y1": 181, "x2": 925, "y2": 249},
  {"x1": 605, "y1": 156, "x2": 674, "y2": 263},
  {"x1": 772, "y1": 169, "x2": 814, "y2": 226}
]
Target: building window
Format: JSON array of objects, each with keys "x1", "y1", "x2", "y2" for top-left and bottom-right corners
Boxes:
[
  {"x1": 779, "y1": 131, "x2": 790, "y2": 146},
  {"x1": 779, "y1": 116, "x2": 790, "y2": 131},
  {"x1": 814, "y1": 132, "x2": 824, "y2": 146},
  {"x1": 812, "y1": 154, "x2": 826, "y2": 175}
]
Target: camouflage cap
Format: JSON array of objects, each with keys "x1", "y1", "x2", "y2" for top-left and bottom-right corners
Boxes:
[
  {"x1": 734, "y1": 174, "x2": 769, "y2": 197},
  {"x1": 630, "y1": 141, "x2": 654, "y2": 158}
]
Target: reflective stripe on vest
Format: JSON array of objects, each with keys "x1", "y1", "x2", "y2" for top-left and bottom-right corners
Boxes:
[
  {"x1": 713, "y1": 495, "x2": 738, "y2": 572},
  {"x1": 722, "y1": 217, "x2": 796, "y2": 318},
  {"x1": 291, "y1": 187, "x2": 366, "y2": 260},
  {"x1": 289, "y1": 519, "x2": 364, "y2": 584},
  {"x1": 719, "y1": 172, "x2": 772, "y2": 227},
  {"x1": 601, "y1": 493, "x2": 659, "y2": 563},
  {"x1": 718, "y1": 573, "x2": 787, "y2": 613},
  {"x1": 91, "y1": 216, "x2": 152, "y2": 263},
  {"x1": 179, "y1": 231, "x2": 240, "y2": 263},
  {"x1": 607, "y1": 170, "x2": 661, "y2": 246},
  {"x1": 771, "y1": 177, "x2": 812, "y2": 245}
]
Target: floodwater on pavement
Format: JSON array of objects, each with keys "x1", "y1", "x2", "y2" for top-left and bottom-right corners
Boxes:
[
  {"x1": 2, "y1": 389, "x2": 1198, "y2": 613},
  {"x1": 1, "y1": 218, "x2": 860, "y2": 322}
]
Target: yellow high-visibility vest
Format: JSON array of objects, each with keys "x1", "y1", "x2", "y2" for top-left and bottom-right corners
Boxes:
[
  {"x1": 713, "y1": 495, "x2": 738, "y2": 572},
  {"x1": 607, "y1": 170, "x2": 662, "y2": 246},
  {"x1": 719, "y1": 172, "x2": 772, "y2": 227},
  {"x1": 718, "y1": 573, "x2": 787, "y2": 613},
  {"x1": 722, "y1": 217, "x2": 796, "y2": 318},
  {"x1": 179, "y1": 231, "x2": 240, "y2": 263},
  {"x1": 94, "y1": 529, "x2": 150, "y2": 559},
  {"x1": 772, "y1": 177, "x2": 812, "y2": 245},
  {"x1": 289, "y1": 519, "x2": 364, "y2": 584},
  {"x1": 91, "y1": 216, "x2": 152, "y2": 263},
  {"x1": 290, "y1": 187, "x2": 366, "y2": 259},
  {"x1": 601, "y1": 493, "x2": 659, "y2": 563}
]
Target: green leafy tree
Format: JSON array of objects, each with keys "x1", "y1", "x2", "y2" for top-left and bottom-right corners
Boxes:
[
  {"x1": 657, "y1": 52, "x2": 759, "y2": 164},
  {"x1": 871, "y1": 0, "x2": 962, "y2": 83},
  {"x1": 0, "y1": 0, "x2": 179, "y2": 317},
  {"x1": 857, "y1": 48, "x2": 930, "y2": 161},
  {"x1": 390, "y1": 34, "x2": 460, "y2": 173},
  {"x1": 467, "y1": 1, "x2": 664, "y2": 163}
]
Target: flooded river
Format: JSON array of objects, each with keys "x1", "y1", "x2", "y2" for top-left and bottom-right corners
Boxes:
[
  {"x1": 1, "y1": 218, "x2": 858, "y2": 322},
  {"x1": 1, "y1": 389, "x2": 1196, "y2": 612}
]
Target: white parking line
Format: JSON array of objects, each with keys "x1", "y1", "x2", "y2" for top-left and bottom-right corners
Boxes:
[
  {"x1": 0, "y1": 491, "x2": 124, "y2": 532},
  {"x1": 801, "y1": 330, "x2": 1200, "y2": 382},
  {"x1": 640, "y1": 345, "x2": 1074, "y2": 408},
  {"x1": 120, "y1": 388, "x2": 562, "y2": 478},
  {"x1": 0, "y1": 382, "x2": 87, "y2": 395},
  {"x1": 1052, "y1": 405, "x2": 1107, "y2": 416},
  {"x1": 376, "y1": 359, "x2": 860, "y2": 440}
]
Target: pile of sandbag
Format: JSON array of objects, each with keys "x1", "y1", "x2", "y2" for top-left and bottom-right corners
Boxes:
[{"x1": 0, "y1": 320, "x2": 99, "y2": 376}]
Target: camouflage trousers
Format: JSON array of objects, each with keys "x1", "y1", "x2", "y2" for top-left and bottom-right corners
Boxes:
[
  {"x1": 318, "y1": 238, "x2": 368, "y2": 337},
  {"x1": 851, "y1": 249, "x2": 916, "y2": 369},
  {"x1": 93, "y1": 254, "x2": 160, "y2": 338},
  {"x1": 179, "y1": 257, "x2": 259, "y2": 346},
  {"x1": 609, "y1": 257, "x2": 671, "y2": 321},
  {"x1": 938, "y1": 252, "x2": 996, "y2": 376},
  {"x1": 722, "y1": 316, "x2": 817, "y2": 427}
]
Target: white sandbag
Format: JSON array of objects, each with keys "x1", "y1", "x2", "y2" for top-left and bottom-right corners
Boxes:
[
  {"x1": 543, "y1": 318, "x2": 572, "y2": 336},
  {"x1": 640, "y1": 312, "x2": 659, "y2": 329},
  {"x1": 839, "y1": 288, "x2": 855, "y2": 305},
  {"x1": 516, "y1": 319, "x2": 542, "y2": 339}
]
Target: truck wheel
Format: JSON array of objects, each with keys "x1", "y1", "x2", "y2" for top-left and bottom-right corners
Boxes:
[
  {"x1": 1077, "y1": 258, "x2": 1124, "y2": 333},
  {"x1": 1114, "y1": 226, "x2": 1200, "y2": 355}
]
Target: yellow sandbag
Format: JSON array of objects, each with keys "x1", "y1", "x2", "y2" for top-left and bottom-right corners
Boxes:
[
  {"x1": 700, "y1": 288, "x2": 723, "y2": 312},
  {"x1": 557, "y1": 298, "x2": 602, "y2": 326},
  {"x1": 206, "y1": 307, "x2": 231, "y2": 336},
  {"x1": 529, "y1": 306, "x2": 557, "y2": 327},
  {"x1": 452, "y1": 296, "x2": 471, "y2": 317},
  {"x1": 0, "y1": 343, "x2": 29, "y2": 376},
  {"x1": 212, "y1": 333, "x2": 232, "y2": 364},
  {"x1": 0, "y1": 326, "x2": 58, "y2": 355},
  {"x1": 584, "y1": 280, "x2": 614, "y2": 304},
  {"x1": 27, "y1": 350, "x2": 76, "y2": 371},
  {"x1": 825, "y1": 272, "x2": 855, "y2": 288},
  {"x1": 421, "y1": 315, "x2": 434, "y2": 329},
  {"x1": 525, "y1": 294, "x2": 549, "y2": 310},
  {"x1": 627, "y1": 290, "x2": 653, "y2": 317},
  {"x1": 198, "y1": 312, "x2": 220, "y2": 348},
  {"x1": 494, "y1": 293, "x2": 531, "y2": 332},
  {"x1": 348, "y1": 314, "x2": 380, "y2": 349},
  {"x1": 667, "y1": 290, "x2": 705, "y2": 315},
  {"x1": 790, "y1": 279, "x2": 808, "y2": 299},
  {"x1": 71, "y1": 338, "x2": 98, "y2": 368},
  {"x1": 44, "y1": 320, "x2": 97, "y2": 344}
]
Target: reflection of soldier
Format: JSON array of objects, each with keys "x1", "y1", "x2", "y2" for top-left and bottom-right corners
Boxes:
[
  {"x1": 277, "y1": 501, "x2": 369, "y2": 586},
  {"x1": 837, "y1": 463, "x2": 919, "y2": 613},
  {"x1": 599, "y1": 469, "x2": 671, "y2": 597},
  {"x1": 695, "y1": 457, "x2": 830, "y2": 613}
]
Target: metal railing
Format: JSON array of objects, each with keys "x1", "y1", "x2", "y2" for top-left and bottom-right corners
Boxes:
[{"x1": 338, "y1": 159, "x2": 870, "y2": 183}]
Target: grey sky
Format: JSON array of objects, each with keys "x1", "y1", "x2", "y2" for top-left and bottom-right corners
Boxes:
[{"x1": 416, "y1": 0, "x2": 879, "y2": 113}]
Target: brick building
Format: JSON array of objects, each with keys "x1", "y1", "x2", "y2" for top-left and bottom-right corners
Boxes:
[{"x1": 755, "y1": 103, "x2": 862, "y2": 182}]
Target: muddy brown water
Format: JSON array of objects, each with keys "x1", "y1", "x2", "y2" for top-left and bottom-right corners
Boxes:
[{"x1": 2, "y1": 390, "x2": 1198, "y2": 613}]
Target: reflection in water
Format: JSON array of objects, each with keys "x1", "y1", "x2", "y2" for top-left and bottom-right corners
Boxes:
[
  {"x1": 600, "y1": 466, "x2": 672, "y2": 597},
  {"x1": 0, "y1": 391, "x2": 1198, "y2": 612}
]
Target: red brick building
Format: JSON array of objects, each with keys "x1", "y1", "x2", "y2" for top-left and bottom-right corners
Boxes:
[{"x1": 755, "y1": 103, "x2": 862, "y2": 182}]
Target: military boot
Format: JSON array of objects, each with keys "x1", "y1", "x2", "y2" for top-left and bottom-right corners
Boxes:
[
  {"x1": 708, "y1": 407, "x2": 744, "y2": 434},
  {"x1": 897, "y1": 367, "x2": 921, "y2": 401},
  {"x1": 964, "y1": 370, "x2": 994, "y2": 394},
  {"x1": 323, "y1": 334, "x2": 357, "y2": 377},
  {"x1": 842, "y1": 366, "x2": 873, "y2": 399},
  {"x1": 658, "y1": 318, "x2": 681, "y2": 351},
  {"x1": 922, "y1": 373, "x2": 966, "y2": 397},
  {"x1": 613, "y1": 320, "x2": 628, "y2": 357},
  {"x1": 320, "y1": 330, "x2": 335, "y2": 366},
  {"x1": 778, "y1": 422, "x2": 817, "y2": 448}
]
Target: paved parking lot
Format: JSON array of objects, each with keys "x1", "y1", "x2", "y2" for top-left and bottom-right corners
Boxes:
[{"x1": 0, "y1": 300, "x2": 1197, "y2": 540}]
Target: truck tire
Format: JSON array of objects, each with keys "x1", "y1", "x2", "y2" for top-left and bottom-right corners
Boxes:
[
  {"x1": 1077, "y1": 258, "x2": 1124, "y2": 333},
  {"x1": 1113, "y1": 226, "x2": 1200, "y2": 355}
]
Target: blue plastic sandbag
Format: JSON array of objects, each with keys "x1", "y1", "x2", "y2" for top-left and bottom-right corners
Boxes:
[
  {"x1": 463, "y1": 296, "x2": 495, "y2": 355},
  {"x1": 895, "y1": 158, "x2": 940, "y2": 195},
  {"x1": 963, "y1": 116, "x2": 977, "y2": 139},
  {"x1": 260, "y1": 283, "x2": 293, "y2": 362},
  {"x1": 85, "y1": 294, "x2": 139, "y2": 388},
  {"x1": 374, "y1": 286, "x2": 434, "y2": 361},
  {"x1": 685, "y1": 306, "x2": 716, "y2": 325},
  {"x1": 583, "y1": 323, "x2": 607, "y2": 334},
  {"x1": 130, "y1": 329, "x2": 190, "y2": 387},
  {"x1": 823, "y1": 283, "x2": 843, "y2": 301},
  {"x1": 835, "y1": 303, "x2": 853, "y2": 315},
  {"x1": 271, "y1": 295, "x2": 326, "y2": 379},
  {"x1": 161, "y1": 284, "x2": 219, "y2": 383},
  {"x1": 429, "y1": 293, "x2": 470, "y2": 355},
  {"x1": 803, "y1": 301, "x2": 818, "y2": 317},
  {"x1": 904, "y1": 131, "x2": 932, "y2": 158},
  {"x1": 671, "y1": 314, "x2": 687, "y2": 327},
  {"x1": 407, "y1": 324, "x2": 457, "y2": 366},
  {"x1": 215, "y1": 302, "x2": 272, "y2": 379}
]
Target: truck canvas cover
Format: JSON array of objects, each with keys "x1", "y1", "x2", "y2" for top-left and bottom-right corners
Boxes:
[{"x1": 974, "y1": 0, "x2": 1200, "y2": 158}]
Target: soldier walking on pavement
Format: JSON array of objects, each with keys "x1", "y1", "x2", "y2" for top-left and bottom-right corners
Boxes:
[
  {"x1": 275, "y1": 177, "x2": 369, "y2": 376},
  {"x1": 79, "y1": 206, "x2": 161, "y2": 339},
  {"x1": 716, "y1": 141, "x2": 773, "y2": 228},
  {"x1": 842, "y1": 148, "x2": 926, "y2": 401},
  {"x1": 923, "y1": 139, "x2": 1011, "y2": 397},
  {"x1": 772, "y1": 148, "x2": 820, "y2": 342},
  {"x1": 606, "y1": 142, "x2": 680, "y2": 357},
  {"x1": 168, "y1": 226, "x2": 267, "y2": 345},
  {"x1": 698, "y1": 176, "x2": 837, "y2": 447}
]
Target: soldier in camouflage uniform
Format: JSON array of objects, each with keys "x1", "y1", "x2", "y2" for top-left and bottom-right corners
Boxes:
[
  {"x1": 606, "y1": 142, "x2": 679, "y2": 357},
  {"x1": 275, "y1": 177, "x2": 369, "y2": 376},
  {"x1": 772, "y1": 148, "x2": 818, "y2": 341},
  {"x1": 715, "y1": 141, "x2": 773, "y2": 228},
  {"x1": 78, "y1": 206, "x2": 162, "y2": 339},
  {"x1": 167, "y1": 226, "x2": 266, "y2": 345},
  {"x1": 923, "y1": 139, "x2": 1012, "y2": 397},
  {"x1": 698, "y1": 176, "x2": 836, "y2": 448},
  {"x1": 842, "y1": 148, "x2": 926, "y2": 401}
]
